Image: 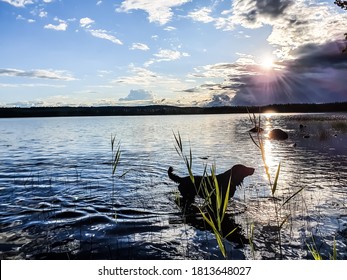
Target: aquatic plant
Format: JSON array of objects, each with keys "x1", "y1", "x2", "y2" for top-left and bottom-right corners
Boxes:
[
  {"x1": 110, "y1": 135, "x2": 128, "y2": 219},
  {"x1": 173, "y1": 132, "x2": 237, "y2": 258},
  {"x1": 332, "y1": 121, "x2": 347, "y2": 133},
  {"x1": 307, "y1": 235, "x2": 337, "y2": 260},
  {"x1": 248, "y1": 111, "x2": 305, "y2": 259}
]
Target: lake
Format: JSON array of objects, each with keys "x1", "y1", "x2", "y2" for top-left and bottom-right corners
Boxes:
[{"x1": 0, "y1": 113, "x2": 346, "y2": 260}]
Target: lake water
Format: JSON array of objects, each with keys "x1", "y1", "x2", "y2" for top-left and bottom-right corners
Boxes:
[{"x1": 0, "y1": 113, "x2": 346, "y2": 260}]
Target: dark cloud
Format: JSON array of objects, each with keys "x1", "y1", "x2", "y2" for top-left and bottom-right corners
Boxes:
[
  {"x1": 203, "y1": 40, "x2": 347, "y2": 106},
  {"x1": 119, "y1": 89, "x2": 154, "y2": 101},
  {"x1": 255, "y1": 0, "x2": 293, "y2": 18},
  {"x1": 234, "y1": 0, "x2": 293, "y2": 26},
  {"x1": 287, "y1": 40, "x2": 347, "y2": 70},
  {"x1": 206, "y1": 93, "x2": 233, "y2": 107},
  {"x1": 0, "y1": 68, "x2": 75, "y2": 81}
]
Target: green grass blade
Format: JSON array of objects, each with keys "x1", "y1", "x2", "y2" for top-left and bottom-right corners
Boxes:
[
  {"x1": 199, "y1": 209, "x2": 215, "y2": 231},
  {"x1": 111, "y1": 135, "x2": 115, "y2": 151},
  {"x1": 214, "y1": 232, "x2": 226, "y2": 258},
  {"x1": 224, "y1": 226, "x2": 238, "y2": 239},
  {"x1": 211, "y1": 167, "x2": 221, "y2": 213},
  {"x1": 307, "y1": 243, "x2": 322, "y2": 260},
  {"x1": 221, "y1": 178, "x2": 231, "y2": 222},
  {"x1": 112, "y1": 144, "x2": 121, "y2": 175},
  {"x1": 279, "y1": 214, "x2": 290, "y2": 229},
  {"x1": 282, "y1": 186, "x2": 305, "y2": 206},
  {"x1": 200, "y1": 209, "x2": 226, "y2": 258},
  {"x1": 272, "y1": 162, "x2": 281, "y2": 196},
  {"x1": 330, "y1": 237, "x2": 337, "y2": 260}
]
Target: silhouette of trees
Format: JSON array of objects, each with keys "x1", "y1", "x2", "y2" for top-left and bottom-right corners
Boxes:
[{"x1": 334, "y1": 1, "x2": 347, "y2": 52}]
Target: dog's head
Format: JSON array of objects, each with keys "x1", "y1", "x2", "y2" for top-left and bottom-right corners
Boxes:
[{"x1": 231, "y1": 164, "x2": 255, "y2": 186}]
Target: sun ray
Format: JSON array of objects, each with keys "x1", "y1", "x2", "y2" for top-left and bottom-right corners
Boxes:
[{"x1": 260, "y1": 57, "x2": 274, "y2": 70}]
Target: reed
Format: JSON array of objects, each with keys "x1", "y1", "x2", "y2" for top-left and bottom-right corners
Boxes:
[
  {"x1": 248, "y1": 111, "x2": 305, "y2": 259},
  {"x1": 173, "y1": 132, "x2": 237, "y2": 258},
  {"x1": 332, "y1": 121, "x2": 347, "y2": 133},
  {"x1": 307, "y1": 235, "x2": 338, "y2": 260},
  {"x1": 110, "y1": 134, "x2": 128, "y2": 220}
]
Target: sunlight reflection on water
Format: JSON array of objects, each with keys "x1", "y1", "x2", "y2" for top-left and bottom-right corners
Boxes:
[{"x1": 0, "y1": 113, "x2": 346, "y2": 260}]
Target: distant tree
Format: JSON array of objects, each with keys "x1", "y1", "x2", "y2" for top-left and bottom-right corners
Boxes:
[
  {"x1": 334, "y1": 2, "x2": 347, "y2": 52},
  {"x1": 334, "y1": 0, "x2": 347, "y2": 10}
]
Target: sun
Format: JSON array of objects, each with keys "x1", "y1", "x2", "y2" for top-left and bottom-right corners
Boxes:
[{"x1": 260, "y1": 57, "x2": 274, "y2": 70}]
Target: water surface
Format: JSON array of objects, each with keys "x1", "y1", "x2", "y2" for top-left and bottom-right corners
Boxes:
[{"x1": 0, "y1": 113, "x2": 346, "y2": 259}]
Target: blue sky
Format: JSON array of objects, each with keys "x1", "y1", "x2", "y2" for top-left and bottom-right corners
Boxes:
[{"x1": 0, "y1": 0, "x2": 346, "y2": 107}]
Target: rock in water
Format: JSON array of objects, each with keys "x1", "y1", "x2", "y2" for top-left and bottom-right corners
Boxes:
[
  {"x1": 269, "y1": 128, "x2": 288, "y2": 140},
  {"x1": 249, "y1": 126, "x2": 264, "y2": 133}
]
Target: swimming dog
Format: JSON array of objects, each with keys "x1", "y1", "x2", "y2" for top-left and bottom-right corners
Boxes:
[{"x1": 168, "y1": 165, "x2": 254, "y2": 208}]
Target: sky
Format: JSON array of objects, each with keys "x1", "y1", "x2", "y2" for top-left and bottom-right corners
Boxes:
[{"x1": 0, "y1": 0, "x2": 346, "y2": 107}]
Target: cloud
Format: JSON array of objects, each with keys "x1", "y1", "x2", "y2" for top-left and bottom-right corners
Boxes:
[
  {"x1": 0, "y1": 83, "x2": 66, "y2": 88},
  {"x1": 187, "y1": 1, "x2": 345, "y2": 56},
  {"x1": 188, "y1": 7, "x2": 215, "y2": 23},
  {"x1": 130, "y1": 43, "x2": 150, "y2": 51},
  {"x1": 1, "y1": 0, "x2": 33, "y2": 7},
  {"x1": 154, "y1": 49, "x2": 189, "y2": 61},
  {"x1": 114, "y1": 66, "x2": 188, "y2": 93},
  {"x1": 39, "y1": 11, "x2": 47, "y2": 18},
  {"x1": 44, "y1": 19, "x2": 68, "y2": 31},
  {"x1": 164, "y1": 26, "x2": 176, "y2": 31},
  {"x1": 88, "y1": 29, "x2": 123, "y2": 45},
  {"x1": 0, "y1": 68, "x2": 76, "y2": 81},
  {"x1": 119, "y1": 89, "x2": 154, "y2": 101},
  {"x1": 116, "y1": 0, "x2": 191, "y2": 25},
  {"x1": 115, "y1": 67, "x2": 163, "y2": 86},
  {"x1": 193, "y1": 41, "x2": 347, "y2": 106},
  {"x1": 180, "y1": 0, "x2": 347, "y2": 106},
  {"x1": 79, "y1": 17, "x2": 95, "y2": 28},
  {"x1": 79, "y1": 17, "x2": 123, "y2": 45},
  {"x1": 188, "y1": 1, "x2": 291, "y2": 30},
  {"x1": 144, "y1": 49, "x2": 190, "y2": 66},
  {"x1": 231, "y1": 1, "x2": 346, "y2": 55}
]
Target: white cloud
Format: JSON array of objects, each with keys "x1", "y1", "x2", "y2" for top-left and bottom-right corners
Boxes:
[
  {"x1": 156, "y1": 49, "x2": 189, "y2": 61},
  {"x1": 39, "y1": 11, "x2": 48, "y2": 18},
  {"x1": 266, "y1": 1, "x2": 346, "y2": 56},
  {"x1": 114, "y1": 66, "x2": 182, "y2": 88},
  {"x1": 96, "y1": 1, "x2": 102, "y2": 5},
  {"x1": 0, "y1": 68, "x2": 76, "y2": 81},
  {"x1": 0, "y1": 83, "x2": 66, "y2": 88},
  {"x1": 144, "y1": 49, "x2": 190, "y2": 66},
  {"x1": 188, "y1": 7, "x2": 214, "y2": 23},
  {"x1": 1, "y1": 0, "x2": 33, "y2": 7},
  {"x1": 79, "y1": 17, "x2": 122, "y2": 45},
  {"x1": 44, "y1": 20, "x2": 68, "y2": 31},
  {"x1": 119, "y1": 89, "x2": 154, "y2": 101},
  {"x1": 79, "y1": 17, "x2": 95, "y2": 28},
  {"x1": 116, "y1": 0, "x2": 192, "y2": 25},
  {"x1": 185, "y1": 1, "x2": 346, "y2": 59},
  {"x1": 130, "y1": 43, "x2": 150, "y2": 51},
  {"x1": 88, "y1": 29, "x2": 123, "y2": 45},
  {"x1": 164, "y1": 26, "x2": 176, "y2": 31},
  {"x1": 16, "y1": 14, "x2": 25, "y2": 20}
]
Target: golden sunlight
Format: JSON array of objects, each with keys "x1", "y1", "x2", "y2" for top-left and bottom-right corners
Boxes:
[{"x1": 260, "y1": 57, "x2": 274, "y2": 70}]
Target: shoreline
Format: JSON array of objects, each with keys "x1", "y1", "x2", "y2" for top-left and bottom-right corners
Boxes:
[{"x1": 0, "y1": 102, "x2": 346, "y2": 118}]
